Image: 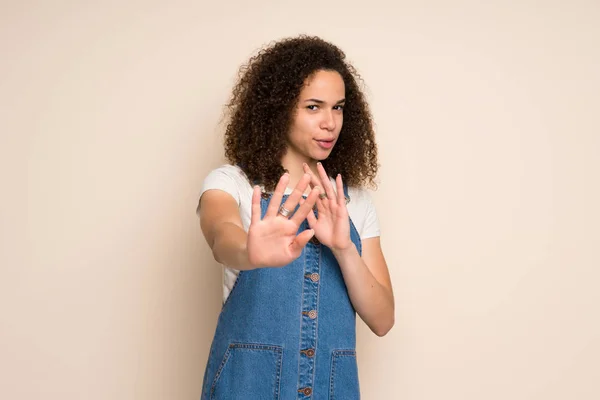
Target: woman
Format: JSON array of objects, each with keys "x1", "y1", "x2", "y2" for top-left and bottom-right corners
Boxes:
[{"x1": 197, "y1": 35, "x2": 394, "y2": 399}]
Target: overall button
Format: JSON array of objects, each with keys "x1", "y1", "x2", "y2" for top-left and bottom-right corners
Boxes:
[
  {"x1": 298, "y1": 387, "x2": 312, "y2": 396},
  {"x1": 308, "y1": 310, "x2": 317, "y2": 319},
  {"x1": 300, "y1": 348, "x2": 315, "y2": 357},
  {"x1": 304, "y1": 273, "x2": 320, "y2": 282}
]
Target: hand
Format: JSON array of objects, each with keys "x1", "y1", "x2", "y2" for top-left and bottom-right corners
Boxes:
[
  {"x1": 247, "y1": 172, "x2": 321, "y2": 268},
  {"x1": 301, "y1": 162, "x2": 353, "y2": 252}
]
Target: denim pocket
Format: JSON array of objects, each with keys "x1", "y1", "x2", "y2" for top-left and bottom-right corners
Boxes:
[
  {"x1": 210, "y1": 343, "x2": 283, "y2": 400},
  {"x1": 329, "y1": 349, "x2": 360, "y2": 400}
]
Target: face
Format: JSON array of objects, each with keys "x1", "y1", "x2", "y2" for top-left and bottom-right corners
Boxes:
[{"x1": 285, "y1": 69, "x2": 345, "y2": 163}]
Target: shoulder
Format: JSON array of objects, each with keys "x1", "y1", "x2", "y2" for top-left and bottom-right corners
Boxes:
[
  {"x1": 345, "y1": 185, "x2": 377, "y2": 213},
  {"x1": 200, "y1": 164, "x2": 253, "y2": 207},
  {"x1": 205, "y1": 164, "x2": 250, "y2": 183},
  {"x1": 344, "y1": 184, "x2": 381, "y2": 239},
  {"x1": 346, "y1": 185, "x2": 372, "y2": 202}
]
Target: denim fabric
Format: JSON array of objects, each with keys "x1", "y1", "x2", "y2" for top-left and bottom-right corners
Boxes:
[{"x1": 201, "y1": 186, "x2": 362, "y2": 400}]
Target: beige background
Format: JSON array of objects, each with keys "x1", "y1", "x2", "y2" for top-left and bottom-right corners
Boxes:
[{"x1": 1, "y1": 1, "x2": 599, "y2": 399}]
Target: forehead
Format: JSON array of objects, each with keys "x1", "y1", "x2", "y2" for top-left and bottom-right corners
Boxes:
[{"x1": 300, "y1": 70, "x2": 345, "y2": 99}]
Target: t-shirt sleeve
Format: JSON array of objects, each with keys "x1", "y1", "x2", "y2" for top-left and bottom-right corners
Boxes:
[
  {"x1": 196, "y1": 166, "x2": 241, "y2": 215},
  {"x1": 360, "y1": 190, "x2": 381, "y2": 239}
]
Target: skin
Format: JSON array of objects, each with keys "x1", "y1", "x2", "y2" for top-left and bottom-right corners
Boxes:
[
  {"x1": 200, "y1": 70, "x2": 395, "y2": 336},
  {"x1": 281, "y1": 69, "x2": 345, "y2": 189}
]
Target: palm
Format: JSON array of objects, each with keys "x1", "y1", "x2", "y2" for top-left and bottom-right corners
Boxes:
[
  {"x1": 303, "y1": 163, "x2": 352, "y2": 252},
  {"x1": 311, "y1": 200, "x2": 350, "y2": 250},
  {"x1": 246, "y1": 173, "x2": 320, "y2": 269},
  {"x1": 247, "y1": 217, "x2": 305, "y2": 267}
]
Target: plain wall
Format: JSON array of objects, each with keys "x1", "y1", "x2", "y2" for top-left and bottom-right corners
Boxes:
[{"x1": 1, "y1": 1, "x2": 599, "y2": 399}]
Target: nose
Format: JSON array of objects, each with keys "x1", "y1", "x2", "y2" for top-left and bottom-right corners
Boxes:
[{"x1": 320, "y1": 110, "x2": 336, "y2": 131}]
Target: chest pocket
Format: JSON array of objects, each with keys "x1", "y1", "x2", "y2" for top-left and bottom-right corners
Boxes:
[{"x1": 210, "y1": 343, "x2": 283, "y2": 400}]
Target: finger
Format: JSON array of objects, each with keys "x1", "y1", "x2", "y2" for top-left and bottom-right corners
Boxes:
[
  {"x1": 280, "y1": 173, "x2": 311, "y2": 216},
  {"x1": 250, "y1": 185, "x2": 262, "y2": 225},
  {"x1": 303, "y1": 163, "x2": 329, "y2": 209},
  {"x1": 305, "y1": 206, "x2": 318, "y2": 229},
  {"x1": 298, "y1": 196, "x2": 319, "y2": 214},
  {"x1": 336, "y1": 174, "x2": 346, "y2": 207},
  {"x1": 303, "y1": 163, "x2": 323, "y2": 190},
  {"x1": 304, "y1": 175, "x2": 328, "y2": 215},
  {"x1": 304, "y1": 163, "x2": 329, "y2": 198},
  {"x1": 265, "y1": 173, "x2": 289, "y2": 217},
  {"x1": 316, "y1": 162, "x2": 336, "y2": 201},
  {"x1": 314, "y1": 193, "x2": 327, "y2": 214},
  {"x1": 298, "y1": 197, "x2": 319, "y2": 228},
  {"x1": 290, "y1": 228, "x2": 315, "y2": 255},
  {"x1": 290, "y1": 186, "x2": 320, "y2": 225}
]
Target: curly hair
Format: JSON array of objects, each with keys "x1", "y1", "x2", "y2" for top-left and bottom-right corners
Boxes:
[{"x1": 223, "y1": 35, "x2": 378, "y2": 192}]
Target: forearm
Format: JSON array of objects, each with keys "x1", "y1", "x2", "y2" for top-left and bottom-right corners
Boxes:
[
  {"x1": 211, "y1": 222, "x2": 257, "y2": 271},
  {"x1": 332, "y1": 244, "x2": 395, "y2": 336}
]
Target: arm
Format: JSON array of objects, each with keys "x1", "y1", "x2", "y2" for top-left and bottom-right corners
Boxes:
[
  {"x1": 199, "y1": 189, "x2": 257, "y2": 270},
  {"x1": 332, "y1": 237, "x2": 395, "y2": 337},
  {"x1": 199, "y1": 173, "x2": 321, "y2": 270},
  {"x1": 301, "y1": 162, "x2": 395, "y2": 337}
]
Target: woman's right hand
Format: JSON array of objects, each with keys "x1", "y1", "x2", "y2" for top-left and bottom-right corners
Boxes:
[{"x1": 247, "y1": 172, "x2": 320, "y2": 268}]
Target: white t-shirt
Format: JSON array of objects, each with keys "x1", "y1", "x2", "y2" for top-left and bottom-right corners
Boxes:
[{"x1": 198, "y1": 164, "x2": 381, "y2": 303}]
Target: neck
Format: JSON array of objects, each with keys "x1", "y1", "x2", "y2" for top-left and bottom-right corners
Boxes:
[{"x1": 281, "y1": 151, "x2": 318, "y2": 191}]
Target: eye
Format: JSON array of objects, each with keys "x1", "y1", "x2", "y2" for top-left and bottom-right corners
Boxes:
[
  {"x1": 306, "y1": 105, "x2": 319, "y2": 111},
  {"x1": 333, "y1": 105, "x2": 345, "y2": 111}
]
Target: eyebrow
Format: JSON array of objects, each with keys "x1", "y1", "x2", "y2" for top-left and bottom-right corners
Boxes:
[{"x1": 303, "y1": 98, "x2": 346, "y2": 104}]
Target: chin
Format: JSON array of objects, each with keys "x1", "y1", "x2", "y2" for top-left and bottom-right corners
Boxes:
[
  {"x1": 311, "y1": 154, "x2": 330, "y2": 162},
  {"x1": 313, "y1": 149, "x2": 334, "y2": 161}
]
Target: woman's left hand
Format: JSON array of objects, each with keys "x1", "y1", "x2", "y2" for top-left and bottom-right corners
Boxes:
[{"x1": 301, "y1": 162, "x2": 353, "y2": 252}]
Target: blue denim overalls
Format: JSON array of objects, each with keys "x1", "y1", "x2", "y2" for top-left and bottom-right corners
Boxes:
[{"x1": 201, "y1": 186, "x2": 362, "y2": 399}]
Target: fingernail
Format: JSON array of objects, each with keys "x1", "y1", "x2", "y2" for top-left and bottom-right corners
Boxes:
[{"x1": 317, "y1": 162, "x2": 321, "y2": 165}]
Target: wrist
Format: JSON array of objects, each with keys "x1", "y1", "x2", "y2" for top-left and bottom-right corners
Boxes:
[
  {"x1": 331, "y1": 243, "x2": 357, "y2": 259},
  {"x1": 244, "y1": 240, "x2": 264, "y2": 270}
]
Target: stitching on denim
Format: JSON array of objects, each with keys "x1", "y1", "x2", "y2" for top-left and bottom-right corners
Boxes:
[
  {"x1": 329, "y1": 350, "x2": 357, "y2": 400},
  {"x1": 210, "y1": 343, "x2": 283, "y2": 400},
  {"x1": 209, "y1": 345, "x2": 232, "y2": 400},
  {"x1": 274, "y1": 346, "x2": 283, "y2": 400},
  {"x1": 296, "y1": 227, "x2": 307, "y2": 396},
  {"x1": 312, "y1": 242, "x2": 322, "y2": 390},
  {"x1": 220, "y1": 270, "x2": 244, "y2": 311},
  {"x1": 333, "y1": 349, "x2": 356, "y2": 356},
  {"x1": 329, "y1": 351, "x2": 336, "y2": 400},
  {"x1": 348, "y1": 217, "x2": 362, "y2": 256},
  {"x1": 229, "y1": 343, "x2": 283, "y2": 351},
  {"x1": 202, "y1": 339, "x2": 216, "y2": 399}
]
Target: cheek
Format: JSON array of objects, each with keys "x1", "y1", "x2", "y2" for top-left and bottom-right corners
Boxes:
[
  {"x1": 336, "y1": 114, "x2": 344, "y2": 131},
  {"x1": 288, "y1": 126, "x2": 308, "y2": 145},
  {"x1": 296, "y1": 116, "x2": 317, "y2": 135}
]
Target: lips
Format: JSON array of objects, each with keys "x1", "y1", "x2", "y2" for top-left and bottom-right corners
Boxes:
[{"x1": 315, "y1": 139, "x2": 335, "y2": 150}]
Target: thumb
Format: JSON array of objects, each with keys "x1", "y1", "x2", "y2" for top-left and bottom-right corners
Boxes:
[{"x1": 290, "y1": 229, "x2": 314, "y2": 254}]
